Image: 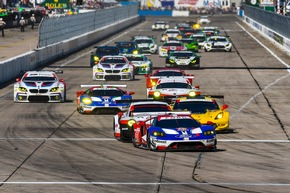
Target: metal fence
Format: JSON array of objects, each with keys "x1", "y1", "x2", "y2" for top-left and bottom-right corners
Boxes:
[
  {"x1": 38, "y1": 4, "x2": 139, "y2": 47},
  {"x1": 243, "y1": 5, "x2": 290, "y2": 39}
]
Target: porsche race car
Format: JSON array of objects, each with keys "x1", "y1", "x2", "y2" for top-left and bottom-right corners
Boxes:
[
  {"x1": 165, "y1": 50, "x2": 201, "y2": 68},
  {"x1": 124, "y1": 54, "x2": 152, "y2": 75},
  {"x1": 204, "y1": 36, "x2": 232, "y2": 52},
  {"x1": 132, "y1": 114, "x2": 217, "y2": 151},
  {"x1": 158, "y1": 41, "x2": 187, "y2": 57},
  {"x1": 93, "y1": 55, "x2": 135, "y2": 80},
  {"x1": 76, "y1": 85, "x2": 134, "y2": 114},
  {"x1": 14, "y1": 70, "x2": 66, "y2": 103}
]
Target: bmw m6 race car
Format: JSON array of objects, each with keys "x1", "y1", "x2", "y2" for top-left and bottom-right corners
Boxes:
[
  {"x1": 152, "y1": 20, "x2": 169, "y2": 31},
  {"x1": 90, "y1": 46, "x2": 120, "y2": 67},
  {"x1": 14, "y1": 70, "x2": 66, "y2": 103},
  {"x1": 158, "y1": 41, "x2": 187, "y2": 57},
  {"x1": 161, "y1": 29, "x2": 182, "y2": 42},
  {"x1": 204, "y1": 36, "x2": 232, "y2": 52},
  {"x1": 132, "y1": 114, "x2": 217, "y2": 151},
  {"x1": 93, "y1": 55, "x2": 135, "y2": 81},
  {"x1": 145, "y1": 68, "x2": 194, "y2": 89},
  {"x1": 124, "y1": 54, "x2": 152, "y2": 75},
  {"x1": 147, "y1": 77, "x2": 200, "y2": 100},
  {"x1": 76, "y1": 85, "x2": 134, "y2": 114},
  {"x1": 171, "y1": 95, "x2": 229, "y2": 131},
  {"x1": 165, "y1": 50, "x2": 201, "y2": 68},
  {"x1": 113, "y1": 101, "x2": 172, "y2": 141},
  {"x1": 132, "y1": 36, "x2": 158, "y2": 54},
  {"x1": 115, "y1": 41, "x2": 140, "y2": 55}
]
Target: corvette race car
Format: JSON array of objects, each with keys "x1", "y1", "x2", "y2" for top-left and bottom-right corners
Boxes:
[
  {"x1": 132, "y1": 114, "x2": 217, "y2": 151},
  {"x1": 14, "y1": 70, "x2": 66, "y2": 103},
  {"x1": 132, "y1": 36, "x2": 158, "y2": 54},
  {"x1": 76, "y1": 85, "x2": 134, "y2": 114},
  {"x1": 152, "y1": 21, "x2": 169, "y2": 31},
  {"x1": 90, "y1": 46, "x2": 120, "y2": 67},
  {"x1": 113, "y1": 101, "x2": 172, "y2": 141},
  {"x1": 158, "y1": 41, "x2": 187, "y2": 57},
  {"x1": 179, "y1": 38, "x2": 199, "y2": 52},
  {"x1": 93, "y1": 55, "x2": 135, "y2": 81},
  {"x1": 115, "y1": 41, "x2": 140, "y2": 55},
  {"x1": 145, "y1": 68, "x2": 194, "y2": 89},
  {"x1": 124, "y1": 54, "x2": 152, "y2": 75},
  {"x1": 165, "y1": 50, "x2": 201, "y2": 68},
  {"x1": 171, "y1": 96, "x2": 229, "y2": 131},
  {"x1": 147, "y1": 77, "x2": 200, "y2": 100},
  {"x1": 161, "y1": 29, "x2": 182, "y2": 42},
  {"x1": 204, "y1": 36, "x2": 232, "y2": 52}
]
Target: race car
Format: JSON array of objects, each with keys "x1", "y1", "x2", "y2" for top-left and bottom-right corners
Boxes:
[
  {"x1": 204, "y1": 36, "x2": 232, "y2": 52},
  {"x1": 14, "y1": 70, "x2": 66, "y2": 102},
  {"x1": 113, "y1": 101, "x2": 172, "y2": 141},
  {"x1": 165, "y1": 50, "x2": 201, "y2": 69},
  {"x1": 190, "y1": 33, "x2": 206, "y2": 48},
  {"x1": 132, "y1": 114, "x2": 217, "y2": 151},
  {"x1": 115, "y1": 41, "x2": 140, "y2": 55},
  {"x1": 124, "y1": 54, "x2": 152, "y2": 75},
  {"x1": 132, "y1": 36, "x2": 158, "y2": 54},
  {"x1": 180, "y1": 28, "x2": 196, "y2": 38},
  {"x1": 93, "y1": 55, "x2": 135, "y2": 81},
  {"x1": 158, "y1": 41, "x2": 187, "y2": 57},
  {"x1": 147, "y1": 77, "x2": 200, "y2": 100},
  {"x1": 145, "y1": 68, "x2": 194, "y2": 89},
  {"x1": 161, "y1": 29, "x2": 182, "y2": 42},
  {"x1": 201, "y1": 29, "x2": 219, "y2": 37},
  {"x1": 179, "y1": 38, "x2": 199, "y2": 52},
  {"x1": 152, "y1": 21, "x2": 169, "y2": 31},
  {"x1": 197, "y1": 15, "x2": 211, "y2": 24},
  {"x1": 171, "y1": 96, "x2": 229, "y2": 131},
  {"x1": 76, "y1": 85, "x2": 134, "y2": 114},
  {"x1": 90, "y1": 46, "x2": 120, "y2": 67},
  {"x1": 202, "y1": 26, "x2": 220, "y2": 35}
]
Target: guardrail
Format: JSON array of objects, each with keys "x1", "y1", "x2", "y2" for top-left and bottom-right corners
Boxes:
[{"x1": 0, "y1": 5, "x2": 140, "y2": 84}]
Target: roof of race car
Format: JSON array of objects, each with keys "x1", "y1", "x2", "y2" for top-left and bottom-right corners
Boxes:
[
  {"x1": 154, "y1": 68, "x2": 185, "y2": 73},
  {"x1": 130, "y1": 101, "x2": 169, "y2": 106},
  {"x1": 177, "y1": 96, "x2": 215, "y2": 103},
  {"x1": 23, "y1": 71, "x2": 57, "y2": 77},
  {"x1": 133, "y1": 36, "x2": 152, "y2": 40},
  {"x1": 157, "y1": 77, "x2": 189, "y2": 84}
]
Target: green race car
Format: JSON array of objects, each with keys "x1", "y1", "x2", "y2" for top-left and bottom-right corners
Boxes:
[
  {"x1": 180, "y1": 38, "x2": 199, "y2": 52},
  {"x1": 124, "y1": 54, "x2": 153, "y2": 75},
  {"x1": 165, "y1": 50, "x2": 201, "y2": 69}
]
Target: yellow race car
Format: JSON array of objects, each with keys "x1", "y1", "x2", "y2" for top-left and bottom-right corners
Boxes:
[{"x1": 171, "y1": 95, "x2": 229, "y2": 131}]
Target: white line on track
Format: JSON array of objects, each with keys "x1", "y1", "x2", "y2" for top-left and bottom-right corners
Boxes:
[
  {"x1": 231, "y1": 23, "x2": 290, "y2": 119},
  {"x1": 54, "y1": 21, "x2": 147, "y2": 70},
  {"x1": 0, "y1": 138, "x2": 289, "y2": 143},
  {"x1": 1, "y1": 181, "x2": 290, "y2": 186}
]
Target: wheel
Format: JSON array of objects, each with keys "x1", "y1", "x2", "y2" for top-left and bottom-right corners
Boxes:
[
  {"x1": 204, "y1": 48, "x2": 208, "y2": 52},
  {"x1": 77, "y1": 106, "x2": 84, "y2": 114},
  {"x1": 146, "y1": 132, "x2": 155, "y2": 151}
]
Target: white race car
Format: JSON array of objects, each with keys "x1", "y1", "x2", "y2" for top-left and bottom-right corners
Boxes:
[
  {"x1": 204, "y1": 36, "x2": 232, "y2": 52},
  {"x1": 152, "y1": 21, "x2": 169, "y2": 30},
  {"x1": 14, "y1": 70, "x2": 66, "y2": 102},
  {"x1": 197, "y1": 16, "x2": 211, "y2": 24},
  {"x1": 93, "y1": 55, "x2": 135, "y2": 81},
  {"x1": 132, "y1": 36, "x2": 158, "y2": 54},
  {"x1": 161, "y1": 29, "x2": 182, "y2": 42}
]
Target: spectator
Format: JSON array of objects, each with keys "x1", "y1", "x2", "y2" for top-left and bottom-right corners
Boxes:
[
  {"x1": 0, "y1": 18, "x2": 6, "y2": 37},
  {"x1": 19, "y1": 17, "x2": 25, "y2": 32},
  {"x1": 30, "y1": 14, "x2": 36, "y2": 29}
]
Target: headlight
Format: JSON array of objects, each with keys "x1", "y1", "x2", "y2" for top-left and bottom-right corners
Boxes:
[
  {"x1": 188, "y1": 91, "x2": 197, "y2": 97},
  {"x1": 206, "y1": 44, "x2": 211, "y2": 47},
  {"x1": 141, "y1": 64, "x2": 148, "y2": 68},
  {"x1": 215, "y1": 112, "x2": 223, "y2": 119},
  {"x1": 132, "y1": 50, "x2": 139, "y2": 55},
  {"x1": 93, "y1": 56, "x2": 99, "y2": 61},
  {"x1": 153, "y1": 131, "x2": 166, "y2": 137},
  {"x1": 82, "y1": 97, "x2": 92, "y2": 105},
  {"x1": 18, "y1": 87, "x2": 27, "y2": 92},
  {"x1": 153, "y1": 91, "x2": 161, "y2": 98},
  {"x1": 97, "y1": 68, "x2": 104, "y2": 72},
  {"x1": 169, "y1": 59, "x2": 175, "y2": 63},
  {"x1": 152, "y1": 25, "x2": 156, "y2": 29},
  {"x1": 50, "y1": 87, "x2": 60, "y2": 92},
  {"x1": 203, "y1": 130, "x2": 215, "y2": 136},
  {"x1": 191, "y1": 60, "x2": 197, "y2": 63},
  {"x1": 127, "y1": 119, "x2": 136, "y2": 127},
  {"x1": 122, "y1": 68, "x2": 130, "y2": 72}
]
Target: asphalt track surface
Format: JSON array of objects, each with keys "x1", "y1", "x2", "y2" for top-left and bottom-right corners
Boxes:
[{"x1": 1, "y1": 15, "x2": 290, "y2": 193}]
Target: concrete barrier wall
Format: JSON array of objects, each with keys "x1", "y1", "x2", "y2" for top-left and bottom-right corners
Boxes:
[{"x1": 0, "y1": 16, "x2": 141, "y2": 84}]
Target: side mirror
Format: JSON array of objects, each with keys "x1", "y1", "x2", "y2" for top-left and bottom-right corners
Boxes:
[
  {"x1": 129, "y1": 92, "x2": 135, "y2": 95},
  {"x1": 118, "y1": 112, "x2": 124, "y2": 117},
  {"x1": 59, "y1": 78, "x2": 64, "y2": 82},
  {"x1": 16, "y1": 78, "x2": 21, "y2": 82},
  {"x1": 221, "y1": 104, "x2": 228, "y2": 111}
]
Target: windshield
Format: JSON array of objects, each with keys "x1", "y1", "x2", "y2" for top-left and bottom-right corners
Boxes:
[
  {"x1": 126, "y1": 56, "x2": 145, "y2": 61},
  {"x1": 154, "y1": 71, "x2": 184, "y2": 76},
  {"x1": 132, "y1": 104, "x2": 170, "y2": 113},
  {"x1": 171, "y1": 52, "x2": 193, "y2": 57},
  {"x1": 117, "y1": 43, "x2": 136, "y2": 48},
  {"x1": 101, "y1": 57, "x2": 127, "y2": 64},
  {"x1": 163, "y1": 43, "x2": 182, "y2": 47},
  {"x1": 89, "y1": 89, "x2": 124, "y2": 97},
  {"x1": 135, "y1": 39, "x2": 153, "y2": 44},
  {"x1": 173, "y1": 101, "x2": 219, "y2": 113},
  {"x1": 96, "y1": 47, "x2": 119, "y2": 55},
  {"x1": 23, "y1": 77, "x2": 56, "y2": 82},
  {"x1": 209, "y1": 38, "x2": 227, "y2": 42},
  {"x1": 155, "y1": 118, "x2": 200, "y2": 128},
  {"x1": 156, "y1": 82, "x2": 191, "y2": 89}
]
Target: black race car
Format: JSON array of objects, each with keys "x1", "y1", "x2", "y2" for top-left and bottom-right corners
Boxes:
[{"x1": 90, "y1": 46, "x2": 120, "y2": 67}]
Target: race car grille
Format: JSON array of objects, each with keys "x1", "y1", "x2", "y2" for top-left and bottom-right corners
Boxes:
[
  {"x1": 105, "y1": 70, "x2": 120, "y2": 73},
  {"x1": 28, "y1": 96, "x2": 49, "y2": 102},
  {"x1": 29, "y1": 89, "x2": 49, "y2": 93},
  {"x1": 212, "y1": 45, "x2": 225, "y2": 48},
  {"x1": 169, "y1": 142, "x2": 205, "y2": 150}
]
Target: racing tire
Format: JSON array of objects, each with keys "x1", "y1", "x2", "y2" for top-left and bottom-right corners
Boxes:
[
  {"x1": 77, "y1": 107, "x2": 85, "y2": 114},
  {"x1": 204, "y1": 48, "x2": 208, "y2": 52},
  {"x1": 146, "y1": 132, "x2": 155, "y2": 151},
  {"x1": 227, "y1": 48, "x2": 232, "y2": 52}
]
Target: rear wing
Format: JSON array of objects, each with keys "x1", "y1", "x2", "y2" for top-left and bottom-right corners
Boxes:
[
  {"x1": 146, "y1": 76, "x2": 195, "y2": 88},
  {"x1": 131, "y1": 111, "x2": 191, "y2": 117},
  {"x1": 80, "y1": 85, "x2": 127, "y2": 88}
]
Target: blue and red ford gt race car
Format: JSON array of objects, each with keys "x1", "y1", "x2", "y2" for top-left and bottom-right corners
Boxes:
[
  {"x1": 132, "y1": 114, "x2": 217, "y2": 151},
  {"x1": 76, "y1": 85, "x2": 134, "y2": 114}
]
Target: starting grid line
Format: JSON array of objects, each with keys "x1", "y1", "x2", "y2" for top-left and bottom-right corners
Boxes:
[
  {"x1": 0, "y1": 181, "x2": 290, "y2": 186},
  {"x1": 0, "y1": 138, "x2": 289, "y2": 143}
]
